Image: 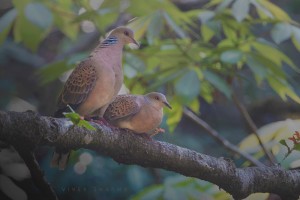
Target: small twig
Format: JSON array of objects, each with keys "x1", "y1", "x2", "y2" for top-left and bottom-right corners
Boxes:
[
  {"x1": 183, "y1": 107, "x2": 265, "y2": 167},
  {"x1": 14, "y1": 148, "x2": 58, "y2": 200},
  {"x1": 231, "y1": 92, "x2": 277, "y2": 165}
]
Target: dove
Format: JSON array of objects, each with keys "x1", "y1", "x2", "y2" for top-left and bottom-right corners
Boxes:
[
  {"x1": 104, "y1": 92, "x2": 172, "y2": 136},
  {"x1": 51, "y1": 26, "x2": 139, "y2": 170}
]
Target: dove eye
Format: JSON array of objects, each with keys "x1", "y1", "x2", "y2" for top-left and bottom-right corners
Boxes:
[
  {"x1": 155, "y1": 96, "x2": 159, "y2": 100},
  {"x1": 124, "y1": 31, "x2": 129, "y2": 36}
]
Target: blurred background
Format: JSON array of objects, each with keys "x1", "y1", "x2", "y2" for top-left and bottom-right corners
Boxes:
[{"x1": 1, "y1": 0, "x2": 300, "y2": 199}]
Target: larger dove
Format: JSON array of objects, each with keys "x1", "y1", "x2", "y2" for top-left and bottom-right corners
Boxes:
[{"x1": 51, "y1": 26, "x2": 139, "y2": 170}]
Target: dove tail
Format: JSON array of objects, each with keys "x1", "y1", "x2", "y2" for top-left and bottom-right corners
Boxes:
[{"x1": 50, "y1": 149, "x2": 70, "y2": 170}]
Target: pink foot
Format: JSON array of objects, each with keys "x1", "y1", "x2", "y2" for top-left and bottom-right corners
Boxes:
[
  {"x1": 149, "y1": 128, "x2": 165, "y2": 137},
  {"x1": 139, "y1": 133, "x2": 153, "y2": 140},
  {"x1": 86, "y1": 117, "x2": 108, "y2": 125}
]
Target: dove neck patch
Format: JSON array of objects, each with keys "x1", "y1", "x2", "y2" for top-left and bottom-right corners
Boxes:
[{"x1": 100, "y1": 36, "x2": 118, "y2": 48}]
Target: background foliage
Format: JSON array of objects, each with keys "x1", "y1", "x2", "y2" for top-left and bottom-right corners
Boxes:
[{"x1": 1, "y1": 0, "x2": 300, "y2": 199}]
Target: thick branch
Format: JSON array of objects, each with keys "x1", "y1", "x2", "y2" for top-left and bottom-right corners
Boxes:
[{"x1": 0, "y1": 111, "x2": 299, "y2": 199}]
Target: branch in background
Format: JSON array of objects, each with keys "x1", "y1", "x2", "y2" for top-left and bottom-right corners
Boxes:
[
  {"x1": 14, "y1": 148, "x2": 58, "y2": 200},
  {"x1": 232, "y1": 92, "x2": 277, "y2": 165},
  {"x1": 183, "y1": 107, "x2": 265, "y2": 167},
  {"x1": 0, "y1": 111, "x2": 299, "y2": 200}
]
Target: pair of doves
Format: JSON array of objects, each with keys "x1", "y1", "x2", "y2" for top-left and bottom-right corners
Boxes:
[{"x1": 51, "y1": 27, "x2": 172, "y2": 170}]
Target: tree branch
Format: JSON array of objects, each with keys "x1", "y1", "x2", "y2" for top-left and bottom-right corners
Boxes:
[
  {"x1": 0, "y1": 111, "x2": 299, "y2": 199},
  {"x1": 183, "y1": 107, "x2": 265, "y2": 167},
  {"x1": 232, "y1": 92, "x2": 277, "y2": 165},
  {"x1": 14, "y1": 148, "x2": 58, "y2": 200}
]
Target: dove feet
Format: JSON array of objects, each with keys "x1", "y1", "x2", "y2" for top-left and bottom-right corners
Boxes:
[
  {"x1": 85, "y1": 116, "x2": 110, "y2": 126},
  {"x1": 149, "y1": 128, "x2": 165, "y2": 137},
  {"x1": 139, "y1": 133, "x2": 153, "y2": 140}
]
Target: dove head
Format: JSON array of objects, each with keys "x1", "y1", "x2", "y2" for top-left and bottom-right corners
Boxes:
[
  {"x1": 107, "y1": 26, "x2": 139, "y2": 48},
  {"x1": 146, "y1": 92, "x2": 172, "y2": 110}
]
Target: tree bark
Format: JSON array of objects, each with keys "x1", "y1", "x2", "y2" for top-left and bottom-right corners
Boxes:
[{"x1": 0, "y1": 111, "x2": 299, "y2": 200}]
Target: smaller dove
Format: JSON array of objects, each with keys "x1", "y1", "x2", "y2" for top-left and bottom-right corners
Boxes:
[{"x1": 104, "y1": 92, "x2": 172, "y2": 136}]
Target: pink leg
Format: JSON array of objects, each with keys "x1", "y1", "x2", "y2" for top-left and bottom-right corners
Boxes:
[
  {"x1": 85, "y1": 117, "x2": 110, "y2": 126},
  {"x1": 138, "y1": 133, "x2": 153, "y2": 140},
  {"x1": 149, "y1": 128, "x2": 165, "y2": 137}
]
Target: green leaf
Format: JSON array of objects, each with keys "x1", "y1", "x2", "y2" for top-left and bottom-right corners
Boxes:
[
  {"x1": 267, "y1": 76, "x2": 300, "y2": 103},
  {"x1": 292, "y1": 26, "x2": 300, "y2": 51},
  {"x1": 232, "y1": 0, "x2": 250, "y2": 22},
  {"x1": 189, "y1": 98, "x2": 200, "y2": 114},
  {"x1": 165, "y1": 176, "x2": 193, "y2": 187},
  {"x1": 53, "y1": 13, "x2": 78, "y2": 40},
  {"x1": 203, "y1": 70, "x2": 231, "y2": 98},
  {"x1": 12, "y1": 0, "x2": 30, "y2": 10},
  {"x1": 64, "y1": 112, "x2": 81, "y2": 124},
  {"x1": 198, "y1": 11, "x2": 215, "y2": 23},
  {"x1": 0, "y1": 9, "x2": 17, "y2": 43},
  {"x1": 38, "y1": 60, "x2": 71, "y2": 84},
  {"x1": 246, "y1": 54, "x2": 268, "y2": 83},
  {"x1": 220, "y1": 50, "x2": 243, "y2": 64},
  {"x1": 252, "y1": 41, "x2": 298, "y2": 71},
  {"x1": 165, "y1": 99, "x2": 183, "y2": 132},
  {"x1": 13, "y1": 15, "x2": 45, "y2": 51},
  {"x1": 127, "y1": 16, "x2": 152, "y2": 40},
  {"x1": 200, "y1": 25, "x2": 215, "y2": 42},
  {"x1": 124, "y1": 64, "x2": 137, "y2": 79},
  {"x1": 253, "y1": 53, "x2": 286, "y2": 78},
  {"x1": 205, "y1": 20, "x2": 222, "y2": 38},
  {"x1": 204, "y1": 0, "x2": 223, "y2": 9},
  {"x1": 222, "y1": 23, "x2": 237, "y2": 40},
  {"x1": 271, "y1": 23, "x2": 292, "y2": 44},
  {"x1": 78, "y1": 120, "x2": 96, "y2": 131},
  {"x1": 279, "y1": 139, "x2": 288, "y2": 148},
  {"x1": 216, "y1": 0, "x2": 233, "y2": 12},
  {"x1": 0, "y1": 9, "x2": 17, "y2": 31},
  {"x1": 163, "y1": 12, "x2": 186, "y2": 38},
  {"x1": 64, "y1": 111, "x2": 96, "y2": 131},
  {"x1": 200, "y1": 81, "x2": 214, "y2": 103},
  {"x1": 251, "y1": 0, "x2": 273, "y2": 19},
  {"x1": 292, "y1": 36, "x2": 300, "y2": 52},
  {"x1": 67, "y1": 53, "x2": 89, "y2": 65},
  {"x1": 279, "y1": 139, "x2": 292, "y2": 154},
  {"x1": 293, "y1": 143, "x2": 300, "y2": 151},
  {"x1": 124, "y1": 53, "x2": 146, "y2": 78},
  {"x1": 147, "y1": 11, "x2": 163, "y2": 45},
  {"x1": 25, "y1": 3, "x2": 53, "y2": 29},
  {"x1": 292, "y1": 26, "x2": 300, "y2": 43},
  {"x1": 175, "y1": 70, "x2": 200, "y2": 103},
  {"x1": 259, "y1": 0, "x2": 291, "y2": 22},
  {"x1": 147, "y1": 68, "x2": 184, "y2": 91},
  {"x1": 72, "y1": 10, "x2": 98, "y2": 23}
]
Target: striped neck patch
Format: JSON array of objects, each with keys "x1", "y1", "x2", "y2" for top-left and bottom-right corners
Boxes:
[{"x1": 100, "y1": 36, "x2": 118, "y2": 48}]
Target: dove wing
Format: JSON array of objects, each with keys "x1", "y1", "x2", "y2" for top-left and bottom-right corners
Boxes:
[
  {"x1": 104, "y1": 95, "x2": 141, "y2": 121},
  {"x1": 57, "y1": 59, "x2": 97, "y2": 110}
]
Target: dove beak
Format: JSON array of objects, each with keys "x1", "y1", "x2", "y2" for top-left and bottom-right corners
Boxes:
[
  {"x1": 129, "y1": 37, "x2": 140, "y2": 48},
  {"x1": 163, "y1": 101, "x2": 172, "y2": 110}
]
